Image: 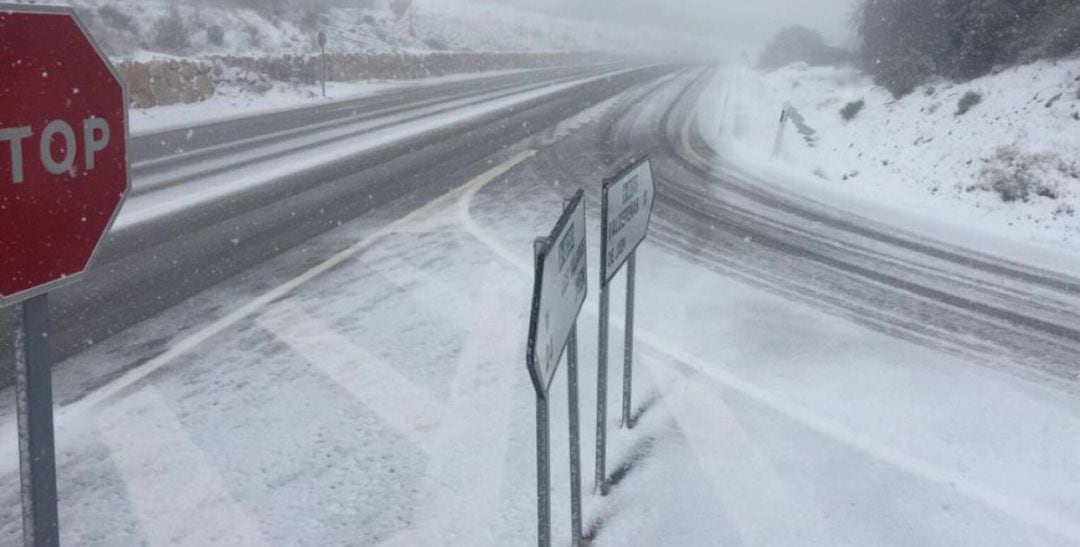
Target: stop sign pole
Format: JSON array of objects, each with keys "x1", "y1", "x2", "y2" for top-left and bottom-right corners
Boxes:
[
  {"x1": 13, "y1": 295, "x2": 56, "y2": 547},
  {"x1": 1, "y1": 5, "x2": 130, "y2": 546}
]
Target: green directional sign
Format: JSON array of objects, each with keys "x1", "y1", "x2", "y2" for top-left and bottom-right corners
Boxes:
[
  {"x1": 527, "y1": 190, "x2": 588, "y2": 397},
  {"x1": 601, "y1": 158, "x2": 655, "y2": 285}
]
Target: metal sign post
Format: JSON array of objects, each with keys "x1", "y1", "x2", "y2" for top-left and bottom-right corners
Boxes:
[
  {"x1": 594, "y1": 284, "x2": 610, "y2": 495},
  {"x1": 595, "y1": 158, "x2": 655, "y2": 495},
  {"x1": 566, "y1": 324, "x2": 583, "y2": 544},
  {"x1": 527, "y1": 191, "x2": 588, "y2": 547},
  {"x1": 531, "y1": 238, "x2": 552, "y2": 547},
  {"x1": 14, "y1": 295, "x2": 59, "y2": 547},
  {"x1": 318, "y1": 31, "x2": 328, "y2": 98},
  {"x1": 561, "y1": 197, "x2": 583, "y2": 546},
  {"x1": 535, "y1": 392, "x2": 550, "y2": 546},
  {"x1": 621, "y1": 253, "x2": 636, "y2": 428}
]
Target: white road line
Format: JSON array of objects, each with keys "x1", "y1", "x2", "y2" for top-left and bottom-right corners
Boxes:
[
  {"x1": 457, "y1": 165, "x2": 530, "y2": 271},
  {"x1": 657, "y1": 339, "x2": 1080, "y2": 543},
  {"x1": 455, "y1": 173, "x2": 1080, "y2": 543},
  {"x1": 78, "y1": 149, "x2": 536, "y2": 411},
  {"x1": 256, "y1": 300, "x2": 442, "y2": 448},
  {"x1": 647, "y1": 354, "x2": 821, "y2": 545},
  {"x1": 377, "y1": 263, "x2": 521, "y2": 546},
  {"x1": 96, "y1": 387, "x2": 266, "y2": 546},
  {"x1": 362, "y1": 253, "x2": 485, "y2": 330}
]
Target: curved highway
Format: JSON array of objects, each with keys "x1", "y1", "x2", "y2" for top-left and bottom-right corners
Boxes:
[{"x1": 591, "y1": 68, "x2": 1080, "y2": 386}]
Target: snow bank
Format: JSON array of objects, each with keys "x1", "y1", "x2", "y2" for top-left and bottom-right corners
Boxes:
[
  {"x1": 706, "y1": 58, "x2": 1080, "y2": 253},
  {"x1": 129, "y1": 78, "x2": 393, "y2": 135}
]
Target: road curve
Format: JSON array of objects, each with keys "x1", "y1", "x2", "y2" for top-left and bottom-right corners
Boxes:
[
  {"x1": 614, "y1": 68, "x2": 1080, "y2": 387},
  {"x1": 0, "y1": 64, "x2": 678, "y2": 380}
]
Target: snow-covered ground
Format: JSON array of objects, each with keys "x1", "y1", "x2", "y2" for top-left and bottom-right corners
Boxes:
[
  {"x1": 3, "y1": 86, "x2": 1080, "y2": 545},
  {"x1": 129, "y1": 68, "x2": 534, "y2": 134},
  {"x1": 704, "y1": 58, "x2": 1080, "y2": 256},
  {"x1": 62, "y1": 0, "x2": 725, "y2": 60}
]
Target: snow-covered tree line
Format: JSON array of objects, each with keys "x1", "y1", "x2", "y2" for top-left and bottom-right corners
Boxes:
[
  {"x1": 757, "y1": 25, "x2": 852, "y2": 70},
  {"x1": 856, "y1": 0, "x2": 1080, "y2": 96}
]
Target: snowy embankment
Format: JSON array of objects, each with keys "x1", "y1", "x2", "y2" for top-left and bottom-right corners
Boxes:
[
  {"x1": 128, "y1": 69, "x2": 528, "y2": 134},
  {"x1": 703, "y1": 59, "x2": 1080, "y2": 260}
]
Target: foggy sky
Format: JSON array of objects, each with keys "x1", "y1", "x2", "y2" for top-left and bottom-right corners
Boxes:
[{"x1": 487, "y1": 0, "x2": 859, "y2": 46}]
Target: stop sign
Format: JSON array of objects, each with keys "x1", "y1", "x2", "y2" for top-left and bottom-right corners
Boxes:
[{"x1": 0, "y1": 5, "x2": 129, "y2": 306}]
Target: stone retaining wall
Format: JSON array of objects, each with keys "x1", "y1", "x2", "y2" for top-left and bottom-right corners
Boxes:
[
  {"x1": 215, "y1": 51, "x2": 606, "y2": 84},
  {"x1": 114, "y1": 52, "x2": 609, "y2": 109},
  {"x1": 116, "y1": 60, "x2": 216, "y2": 109}
]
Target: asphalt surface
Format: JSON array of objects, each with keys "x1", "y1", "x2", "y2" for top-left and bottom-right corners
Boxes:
[
  {"x1": 4, "y1": 61, "x2": 1077, "y2": 393},
  {"x1": 0, "y1": 63, "x2": 678, "y2": 383},
  {"x1": 539, "y1": 67, "x2": 1080, "y2": 387}
]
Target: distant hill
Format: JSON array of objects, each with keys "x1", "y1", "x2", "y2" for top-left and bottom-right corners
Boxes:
[{"x1": 59, "y1": 0, "x2": 724, "y2": 60}]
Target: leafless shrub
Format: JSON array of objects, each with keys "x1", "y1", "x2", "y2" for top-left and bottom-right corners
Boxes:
[
  {"x1": 956, "y1": 91, "x2": 982, "y2": 116},
  {"x1": 390, "y1": 0, "x2": 412, "y2": 18},
  {"x1": 153, "y1": 9, "x2": 190, "y2": 53},
  {"x1": 207, "y1": 25, "x2": 225, "y2": 46},
  {"x1": 840, "y1": 99, "x2": 865, "y2": 121},
  {"x1": 975, "y1": 146, "x2": 1075, "y2": 202},
  {"x1": 98, "y1": 5, "x2": 135, "y2": 31},
  {"x1": 245, "y1": 24, "x2": 264, "y2": 48}
]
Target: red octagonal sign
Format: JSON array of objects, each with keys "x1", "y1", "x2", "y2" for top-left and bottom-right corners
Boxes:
[{"x1": 0, "y1": 5, "x2": 129, "y2": 306}]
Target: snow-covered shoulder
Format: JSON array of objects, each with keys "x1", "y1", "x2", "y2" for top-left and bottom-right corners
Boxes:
[
  {"x1": 128, "y1": 69, "x2": 535, "y2": 135},
  {"x1": 703, "y1": 58, "x2": 1080, "y2": 272}
]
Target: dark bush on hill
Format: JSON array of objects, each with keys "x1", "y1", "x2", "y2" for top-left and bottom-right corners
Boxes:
[
  {"x1": 840, "y1": 99, "x2": 865, "y2": 121},
  {"x1": 153, "y1": 9, "x2": 190, "y2": 53},
  {"x1": 855, "y1": 0, "x2": 1080, "y2": 97},
  {"x1": 955, "y1": 91, "x2": 982, "y2": 116},
  {"x1": 758, "y1": 25, "x2": 851, "y2": 70}
]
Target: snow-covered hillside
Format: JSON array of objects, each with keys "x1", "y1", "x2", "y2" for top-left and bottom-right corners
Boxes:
[
  {"x1": 59, "y1": 0, "x2": 724, "y2": 60},
  {"x1": 706, "y1": 58, "x2": 1080, "y2": 251}
]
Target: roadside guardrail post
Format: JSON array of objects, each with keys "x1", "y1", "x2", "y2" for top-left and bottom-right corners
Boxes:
[{"x1": 772, "y1": 101, "x2": 791, "y2": 158}]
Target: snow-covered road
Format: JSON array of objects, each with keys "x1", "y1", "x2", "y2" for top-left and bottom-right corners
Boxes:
[
  {"x1": 1, "y1": 65, "x2": 1079, "y2": 546},
  {"x1": 12, "y1": 63, "x2": 666, "y2": 371}
]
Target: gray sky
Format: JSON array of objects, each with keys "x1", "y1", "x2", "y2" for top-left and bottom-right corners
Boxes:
[{"x1": 487, "y1": 0, "x2": 859, "y2": 47}]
